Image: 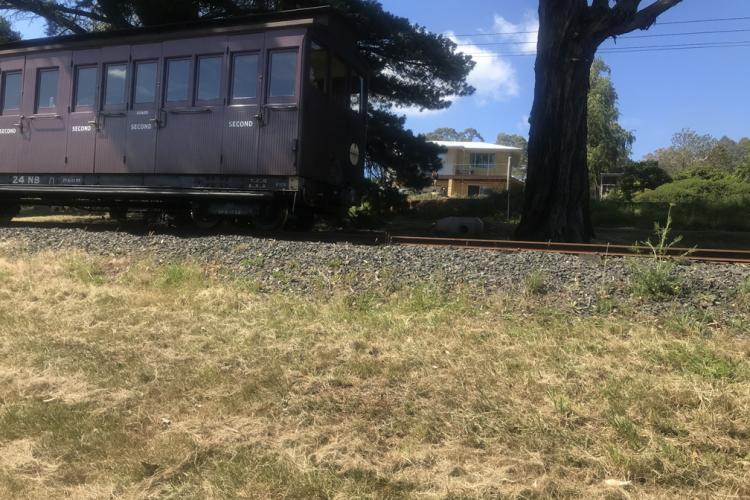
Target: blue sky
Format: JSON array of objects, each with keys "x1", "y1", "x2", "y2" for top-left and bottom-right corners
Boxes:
[
  {"x1": 378, "y1": 0, "x2": 750, "y2": 158},
  {"x1": 10, "y1": 0, "x2": 750, "y2": 158}
]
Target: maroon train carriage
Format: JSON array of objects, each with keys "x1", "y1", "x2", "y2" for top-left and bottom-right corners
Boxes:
[{"x1": 0, "y1": 6, "x2": 367, "y2": 229}]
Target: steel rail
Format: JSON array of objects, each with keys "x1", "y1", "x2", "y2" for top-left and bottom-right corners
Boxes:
[{"x1": 389, "y1": 236, "x2": 750, "y2": 265}]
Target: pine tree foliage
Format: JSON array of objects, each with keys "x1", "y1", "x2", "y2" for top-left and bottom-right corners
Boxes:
[{"x1": 0, "y1": 15, "x2": 20, "y2": 41}]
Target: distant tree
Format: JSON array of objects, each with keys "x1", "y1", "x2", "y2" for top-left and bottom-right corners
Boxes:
[
  {"x1": 645, "y1": 128, "x2": 718, "y2": 174},
  {"x1": 0, "y1": 0, "x2": 475, "y2": 189},
  {"x1": 517, "y1": 0, "x2": 683, "y2": 243},
  {"x1": 674, "y1": 165, "x2": 733, "y2": 182},
  {"x1": 702, "y1": 136, "x2": 749, "y2": 172},
  {"x1": 425, "y1": 127, "x2": 484, "y2": 142},
  {"x1": 738, "y1": 137, "x2": 750, "y2": 158},
  {"x1": 0, "y1": 16, "x2": 20, "y2": 42},
  {"x1": 617, "y1": 161, "x2": 671, "y2": 201},
  {"x1": 736, "y1": 154, "x2": 750, "y2": 182},
  {"x1": 496, "y1": 133, "x2": 528, "y2": 165},
  {"x1": 587, "y1": 58, "x2": 634, "y2": 196}
]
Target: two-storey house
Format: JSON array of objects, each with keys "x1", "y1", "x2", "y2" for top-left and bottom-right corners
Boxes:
[{"x1": 430, "y1": 141, "x2": 524, "y2": 198}]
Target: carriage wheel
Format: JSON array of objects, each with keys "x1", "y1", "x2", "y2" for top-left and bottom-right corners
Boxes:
[
  {"x1": 0, "y1": 204, "x2": 20, "y2": 226},
  {"x1": 190, "y1": 207, "x2": 220, "y2": 229},
  {"x1": 286, "y1": 205, "x2": 315, "y2": 232},
  {"x1": 252, "y1": 202, "x2": 289, "y2": 231},
  {"x1": 109, "y1": 207, "x2": 128, "y2": 223}
]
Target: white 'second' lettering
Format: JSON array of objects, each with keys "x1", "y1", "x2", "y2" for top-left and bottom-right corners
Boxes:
[
  {"x1": 130, "y1": 123, "x2": 153, "y2": 131},
  {"x1": 71, "y1": 125, "x2": 93, "y2": 133},
  {"x1": 228, "y1": 120, "x2": 254, "y2": 128},
  {"x1": 0, "y1": 128, "x2": 18, "y2": 135}
]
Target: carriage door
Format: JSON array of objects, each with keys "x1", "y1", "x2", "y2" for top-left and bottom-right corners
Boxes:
[
  {"x1": 222, "y1": 34, "x2": 264, "y2": 175},
  {"x1": 258, "y1": 33, "x2": 303, "y2": 176},
  {"x1": 95, "y1": 46, "x2": 130, "y2": 174},
  {"x1": 156, "y1": 37, "x2": 225, "y2": 175},
  {"x1": 126, "y1": 44, "x2": 161, "y2": 173},
  {"x1": 21, "y1": 51, "x2": 71, "y2": 173},
  {"x1": 0, "y1": 56, "x2": 25, "y2": 174},
  {"x1": 67, "y1": 49, "x2": 99, "y2": 173}
]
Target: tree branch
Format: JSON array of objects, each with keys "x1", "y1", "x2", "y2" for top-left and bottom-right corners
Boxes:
[
  {"x1": 0, "y1": 0, "x2": 91, "y2": 33},
  {"x1": 607, "y1": 0, "x2": 683, "y2": 37}
]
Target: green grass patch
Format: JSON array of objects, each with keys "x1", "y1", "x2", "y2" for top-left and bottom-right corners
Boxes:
[{"x1": 657, "y1": 344, "x2": 742, "y2": 381}]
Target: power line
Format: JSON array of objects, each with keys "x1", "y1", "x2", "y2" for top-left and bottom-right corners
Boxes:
[
  {"x1": 463, "y1": 40, "x2": 750, "y2": 58},
  {"x1": 456, "y1": 28, "x2": 750, "y2": 47},
  {"x1": 451, "y1": 15, "x2": 750, "y2": 38}
]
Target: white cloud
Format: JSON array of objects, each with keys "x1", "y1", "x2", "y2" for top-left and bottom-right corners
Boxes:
[
  {"x1": 490, "y1": 12, "x2": 539, "y2": 53},
  {"x1": 448, "y1": 11, "x2": 539, "y2": 105},
  {"x1": 516, "y1": 114, "x2": 530, "y2": 134},
  {"x1": 396, "y1": 106, "x2": 451, "y2": 118}
]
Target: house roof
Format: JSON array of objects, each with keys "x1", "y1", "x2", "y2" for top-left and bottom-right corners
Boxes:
[{"x1": 431, "y1": 141, "x2": 522, "y2": 152}]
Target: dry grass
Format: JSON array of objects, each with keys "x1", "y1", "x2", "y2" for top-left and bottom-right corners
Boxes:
[{"x1": 0, "y1": 251, "x2": 748, "y2": 499}]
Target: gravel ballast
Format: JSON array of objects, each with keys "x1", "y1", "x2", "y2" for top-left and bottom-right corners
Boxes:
[{"x1": 1, "y1": 225, "x2": 749, "y2": 316}]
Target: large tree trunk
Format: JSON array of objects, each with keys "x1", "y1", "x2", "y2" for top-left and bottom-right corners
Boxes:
[
  {"x1": 516, "y1": 0, "x2": 684, "y2": 242},
  {"x1": 516, "y1": 1, "x2": 597, "y2": 242}
]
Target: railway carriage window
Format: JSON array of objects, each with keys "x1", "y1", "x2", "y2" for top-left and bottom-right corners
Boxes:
[
  {"x1": 268, "y1": 50, "x2": 298, "y2": 98},
  {"x1": 73, "y1": 66, "x2": 97, "y2": 110},
  {"x1": 309, "y1": 43, "x2": 328, "y2": 94},
  {"x1": 104, "y1": 63, "x2": 128, "y2": 107},
  {"x1": 197, "y1": 55, "x2": 222, "y2": 102},
  {"x1": 230, "y1": 53, "x2": 258, "y2": 102},
  {"x1": 165, "y1": 58, "x2": 191, "y2": 104},
  {"x1": 134, "y1": 61, "x2": 157, "y2": 104},
  {"x1": 330, "y1": 56, "x2": 347, "y2": 109},
  {"x1": 1, "y1": 71, "x2": 22, "y2": 115},
  {"x1": 350, "y1": 74, "x2": 364, "y2": 115},
  {"x1": 36, "y1": 68, "x2": 59, "y2": 112}
]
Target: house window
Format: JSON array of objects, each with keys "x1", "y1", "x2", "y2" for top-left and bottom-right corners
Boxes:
[
  {"x1": 104, "y1": 63, "x2": 128, "y2": 107},
  {"x1": 268, "y1": 50, "x2": 297, "y2": 98},
  {"x1": 231, "y1": 53, "x2": 258, "y2": 102},
  {"x1": 350, "y1": 73, "x2": 364, "y2": 114},
  {"x1": 309, "y1": 43, "x2": 328, "y2": 94},
  {"x1": 196, "y1": 55, "x2": 222, "y2": 102},
  {"x1": 1, "y1": 71, "x2": 22, "y2": 115},
  {"x1": 330, "y1": 55, "x2": 347, "y2": 109},
  {"x1": 36, "y1": 68, "x2": 59, "y2": 112},
  {"x1": 469, "y1": 152, "x2": 495, "y2": 168},
  {"x1": 133, "y1": 61, "x2": 157, "y2": 104},
  {"x1": 165, "y1": 58, "x2": 191, "y2": 104},
  {"x1": 468, "y1": 185, "x2": 481, "y2": 197},
  {"x1": 73, "y1": 66, "x2": 97, "y2": 110}
]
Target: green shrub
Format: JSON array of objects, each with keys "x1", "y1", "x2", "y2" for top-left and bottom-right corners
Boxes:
[
  {"x1": 346, "y1": 181, "x2": 407, "y2": 229},
  {"x1": 636, "y1": 177, "x2": 750, "y2": 205},
  {"x1": 411, "y1": 191, "x2": 523, "y2": 220},
  {"x1": 593, "y1": 199, "x2": 750, "y2": 231},
  {"x1": 617, "y1": 161, "x2": 672, "y2": 201}
]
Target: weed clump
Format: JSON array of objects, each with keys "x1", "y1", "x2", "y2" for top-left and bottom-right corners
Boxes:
[
  {"x1": 628, "y1": 208, "x2": 690, "y2": 300},
  {"x1": 524, "y1": 269, "x2": 548, "y2": 296},
  {"x1": 157, "y1": 263, "x2": 205, "y2": 289}
]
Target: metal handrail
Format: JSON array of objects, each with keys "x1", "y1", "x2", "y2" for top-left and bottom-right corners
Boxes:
[
  {"x1": 27, "y1": 113, "x2": 61, "y2": 120},
  {"x1": 451, "y1": 164, "x2": 507, "y2": 176}
]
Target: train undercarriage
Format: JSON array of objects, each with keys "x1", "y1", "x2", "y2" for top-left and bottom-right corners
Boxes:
[{"x1": 0, "y1": 175, "x2": 338, "y2": 231}]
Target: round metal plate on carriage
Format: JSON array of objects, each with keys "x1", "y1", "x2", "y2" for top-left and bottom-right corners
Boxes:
[{"x1": 349, "y1": 143, "x2": 360, "y2": 166}]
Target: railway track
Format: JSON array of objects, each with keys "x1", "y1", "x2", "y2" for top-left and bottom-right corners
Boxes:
[{"x1": 389, "y1": 236, "x2": 750, "y2": 265}]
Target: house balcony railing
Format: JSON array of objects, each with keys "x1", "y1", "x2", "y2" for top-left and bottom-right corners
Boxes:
[{"x1": 452, "y1": 164, "x2": 508, "y2": 176}]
